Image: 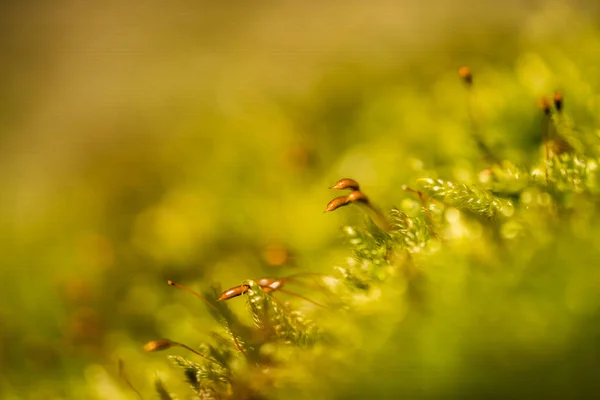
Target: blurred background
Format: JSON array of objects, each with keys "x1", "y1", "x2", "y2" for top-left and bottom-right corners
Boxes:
[{"x1": 1, "y1": 1, "x2": 600, "y2": 398}]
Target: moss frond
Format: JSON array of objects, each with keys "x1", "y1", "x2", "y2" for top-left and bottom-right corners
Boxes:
[
  {"x1": 418, "y1": 178, "x2": 514, "y2": 219},
  {"x1": 245, "y1": 280, "x2": 319, "y2": 346}
]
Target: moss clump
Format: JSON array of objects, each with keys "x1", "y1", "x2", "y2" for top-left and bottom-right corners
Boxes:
[{"x1": 145, "y1": 67, "x2": 600, "y2": 400}]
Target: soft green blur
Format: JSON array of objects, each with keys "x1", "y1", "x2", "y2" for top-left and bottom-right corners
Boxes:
[{"x1": 1, "y1": 1, "x2": 600, "y2": 399}]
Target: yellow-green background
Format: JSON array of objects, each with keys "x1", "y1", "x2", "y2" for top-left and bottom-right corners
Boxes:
[{"x1": 1, "y1": 1, "x2": 600, "y2": 398}]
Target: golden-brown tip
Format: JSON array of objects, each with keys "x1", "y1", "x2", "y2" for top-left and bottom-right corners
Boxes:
[
  {"x1": 346, "y1": 190, "x2": 369, "y2": 204},
  {"x1": 329, "y1": 178, "x2": 360, "y2": 191},
  {"x1": 554, "y1": 91, "x2": 563, "y2": 112},
  {"x1": 325, "y1": 195, "x2": 350, "y2": 212},
  {"x1": 217, "y1": 285, "x2": 248, "y2": 301},
  {"x1": 458, "y1": 66, "x2": 473, "y2": 85},
  {"x1": 144, "y1": 340, "x2": 174, "y2": 352}
]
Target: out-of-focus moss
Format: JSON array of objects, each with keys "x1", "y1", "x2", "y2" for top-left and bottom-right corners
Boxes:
[{"x1": 1, "y1": 1, "x2": 600, "y2": 399}]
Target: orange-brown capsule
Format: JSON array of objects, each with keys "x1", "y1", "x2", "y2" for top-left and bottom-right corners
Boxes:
[
  {"x1": 324, "y1": 195, "x2": 350, "y2": 212},
  {"x1": 144, "y1": 340, "x2": 174, "y2": 352},
  {"x1": 458, "y1": 66, "x2": 473, "y2": 85},
  {"x1": 346, "y1": 190, "x2": 369, "y2": 204},
  {"x1": 219, "y1": 275, "x2": 326, "y2": 307},
  {"x1": 329, "y1": 178, "x2": 360, "y2": 191},
  {"x1": 539, "y1": 97, "x2": 551, "y2": 116},
  {"x1": 218, "y1": 278, "x2": 284, "y2": 301},
  {"x1": 554, "y1": 92, "x2": 563, "y2": 112},
  {"x1": 217, "y1": 285, "x2": 249, "y2": 301},
  {"x1": 257, "y1": 278, "x2": 284, "y2": 293}
]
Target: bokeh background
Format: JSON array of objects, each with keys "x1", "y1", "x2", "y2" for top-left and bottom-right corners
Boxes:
[{"x1": 2, "y1": 1, "x2": 600, "y2": 398}]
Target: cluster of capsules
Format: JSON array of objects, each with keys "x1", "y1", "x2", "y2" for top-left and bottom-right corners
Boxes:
[
  {"x1": 325, "y1": 178, "x2": 392, "y2": 232},
  {"x1": 143, "y1": 178, "x2": 389, "y2": 364},
  {"x1": 142, "y1": 273, "x2": 325, "y2": 366},
  {"x1": 325, "y1": 178, "x2": 366, "y2": 212},
  {"x1": 164, "y1": 179, "x2": 388, "y2": 311},
  {"x1": 164, "y1": 273, "x2": 325, "y2": 312},
  {"x1": 142, "y1": 66, "x2": 493, "y2": 365},
  {"x1": 460, "y1": 65, "x2": 570, "y2": 184},
  {"x1": 143, "y1": 67, "x2": 575, "y2": 375}
]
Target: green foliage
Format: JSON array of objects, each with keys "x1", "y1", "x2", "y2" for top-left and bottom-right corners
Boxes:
[
  {"x1": 335, "y1": 224, "x2": 393, "y2": 290},
  {"x1": 246, "y1": 280, "x2": 320, "y2": 346},
  {"x1": 5, "y1": 5, "x2": 600, "y2": 399},
  {"x1": 168, "y1": 355, "x2": 230, "y2": 398},
  {"x1": 418, "y1": 178, "x2": 514, "y2": 219},
  {"x1": 546, "y1": 153, "x2": 598, "y2": 193},
  {"x1": 144, "y1": 62, "x2": 600, "y2": 398}
]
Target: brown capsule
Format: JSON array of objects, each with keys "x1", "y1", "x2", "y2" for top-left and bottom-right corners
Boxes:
[
  {"x1": 219, "y1": 275, "x2": 326, "y2": 308},
  {"x1": 329, "y1": 178, "x2": 360, "y2": 191},
  {"x1": 458, "y1": 66, "x2": 473, "y2": 85},
  {"x1": 539, "y1": 97, "x2": 551, "y2": 116},
  {"x1": 219, "y1": 278, "x2": 283, "y2": 296},
  {"x1": 346, "y1": 190, "x2": 369, "y2": 204},
  {"x1": 324, "y1": 195, "x2": 351, "y2": 212},
  {"x1": 258, "y1": 278, "x2": 284, "y2": 293},
  {"x1": 554, "y1": 92, "x2": 563, "y2": 112},
  {"x1": 217, "y1": 285, "x2": 250, "y2": 301},
  {"x1": 144, "y1": 340, "x2": 175, "y2": 352},
  {"x1": 218, "y1": 279, "x2": 282, "y2": 301}
]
